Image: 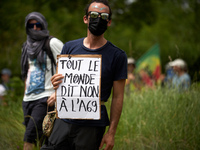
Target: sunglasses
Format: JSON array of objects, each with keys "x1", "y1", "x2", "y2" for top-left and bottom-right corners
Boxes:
[
  {"x1": 27, "y1": 22, "x2": 42, "y2": 29},
  {"x1": 88, "y1": 11, "x2": 110, "y2": 20}
]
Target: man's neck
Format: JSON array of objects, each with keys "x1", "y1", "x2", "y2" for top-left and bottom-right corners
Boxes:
[
  {"x1": 178, "y1": 71, "x2": 185, "y2": 77},
  {"x1": 83, "y1": 33, "x2": 107, "y2": 49}
]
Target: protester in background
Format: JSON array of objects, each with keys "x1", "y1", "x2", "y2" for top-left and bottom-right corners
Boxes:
[
  {"x1": 21, "y1": 12, "x2": 63, "y2": 150},
  {"x1": 138, "y1": 68, "x2": 154, "y2": 89},
  {"x1": 41, "y1": 0, "x2": 127, "y2": 149},
  {"x1": 169, "y1": 58, "x2": 191, "y2": 92},
  {"x1": 0, "y1": 68, "x2": 12, "y2": 105},
  {"x1": 161, "y1": 62, "x2": 175, "y2": 87},
  {"x1": 126, "y1": 57, "x2": 136, "y2": 94}
]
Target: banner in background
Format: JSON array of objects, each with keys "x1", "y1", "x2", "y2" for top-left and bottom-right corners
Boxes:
[{"x1": 136, "y1": 44, "x2": 161, "y2": 82}]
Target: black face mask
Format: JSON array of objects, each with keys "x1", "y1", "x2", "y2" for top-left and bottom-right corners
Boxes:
[{"x1": 89, "y1": 17, "x2": 108, "y2": 36}]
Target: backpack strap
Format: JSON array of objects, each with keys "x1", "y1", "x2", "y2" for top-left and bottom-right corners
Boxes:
[{"x1": 44, "y1": 36, "x2": 56, "y2": 76}]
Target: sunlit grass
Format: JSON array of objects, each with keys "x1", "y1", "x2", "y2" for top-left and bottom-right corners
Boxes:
[
  {"x1": 0, "y1": 102, "x2": 24, "y2": 150},
  {"x1": 109, "y1": 85, "x2": 200, "y2": 150},
  {"x1": 0, "y1": 81, "x2": 200, "y2": 150}
]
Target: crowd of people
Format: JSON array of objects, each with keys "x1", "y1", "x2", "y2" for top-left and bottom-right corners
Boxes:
[
  {"x1": 19, "y1": 0, "x2": 127, "y2": 150},
  {"x1": 125, "y1": 57, "x2": 191, "y2": 93},
  {"x1": 1, "y1": 0, "x2": 193, "y2": 150}
]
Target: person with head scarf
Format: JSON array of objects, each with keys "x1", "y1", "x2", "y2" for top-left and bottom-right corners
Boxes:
[{"x1": 21, "y1": 12, "x2": 63, "y2": 150}]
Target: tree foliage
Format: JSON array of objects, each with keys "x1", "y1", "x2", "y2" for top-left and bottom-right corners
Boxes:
[{"x1": 0, "y1": 0, "x2": 199, "y2": 81}]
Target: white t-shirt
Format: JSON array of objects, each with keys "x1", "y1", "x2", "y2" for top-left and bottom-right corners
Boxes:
[
  {"x1": 0, "y1": 84, "x2": 6, "y2": 96},
  {"x1": 23, "y1": 37, "x2": 63, "y2": 102}
]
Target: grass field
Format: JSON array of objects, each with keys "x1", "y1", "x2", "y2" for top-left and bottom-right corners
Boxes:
[
  {"x1": 110, "y1": 84, "x2": 200, "y2": 150},
  {"x1": 0, "y1": 80, "x2": 200, "y2": 150}
]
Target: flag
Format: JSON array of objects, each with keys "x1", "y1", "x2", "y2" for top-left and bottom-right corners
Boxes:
[{"x1": 136, "y1": 44, "x2": 161, "y2": 82}]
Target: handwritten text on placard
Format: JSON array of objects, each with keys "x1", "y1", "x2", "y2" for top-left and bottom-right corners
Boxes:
[{"x1": 56, "y1": 55, "x2": 101, "y2": 119}]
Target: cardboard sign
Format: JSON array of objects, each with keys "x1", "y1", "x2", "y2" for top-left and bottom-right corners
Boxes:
[{"x1": 56, "y1": 55, "x2": 102, "y2": 120}]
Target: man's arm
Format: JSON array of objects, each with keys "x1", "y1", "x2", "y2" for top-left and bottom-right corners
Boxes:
[{"x1": 99, "y1": 79, "x2": 126, "y2": 150}]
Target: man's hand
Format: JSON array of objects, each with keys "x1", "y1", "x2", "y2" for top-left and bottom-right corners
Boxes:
[
  {"x1": 47, "y1": 93, "x2": 56, "y2": 106},
  {"x1": 99, "y1": 132, "x2": 114, "y2": 150},
  {"x1": 51, "y1": 74, "x2": 64, "y2": 90},
  {"x1": 99, "y1": 79, "x2": 125, "y2": 150}
]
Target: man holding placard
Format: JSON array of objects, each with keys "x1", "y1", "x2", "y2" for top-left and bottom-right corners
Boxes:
[{"x1": 41, "y1": 0, "x2": 127, "y2": 150}]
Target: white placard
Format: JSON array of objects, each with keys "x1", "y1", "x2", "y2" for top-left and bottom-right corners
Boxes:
[{"x1": 56, "y1": 55, "x2": 101, "y2": 120}]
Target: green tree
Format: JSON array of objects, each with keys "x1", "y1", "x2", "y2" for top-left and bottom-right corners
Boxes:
[{"x1": 0, "y1": 0, "x2": 199, "y2": 82}]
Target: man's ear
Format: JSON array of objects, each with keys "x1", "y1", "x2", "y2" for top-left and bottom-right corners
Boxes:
[
  {"x1": 83, "y1": 15, "x2": 88, "y2": 24},
  {"x1": 107, "y1": 19, "x2": 112, "y2": 26}
]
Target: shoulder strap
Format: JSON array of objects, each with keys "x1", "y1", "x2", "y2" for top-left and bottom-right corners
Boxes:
[{"x1": 44, "y1": 36, "x2": 56, "y2": 76}]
